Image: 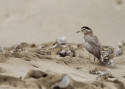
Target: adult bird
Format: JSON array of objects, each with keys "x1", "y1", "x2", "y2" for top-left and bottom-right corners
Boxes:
[{"x1": 77, "y1": 26, "x2": 103, "y2": 64}]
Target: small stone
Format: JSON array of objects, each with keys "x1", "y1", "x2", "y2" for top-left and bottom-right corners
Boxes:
[
  {"x1": 0, "y1": 47, "x2": 5, "y2": 53},
  {"x1": 57, "y1": 36, "x2": 66, "y2": 45},
  {"x1": 115, "y1": 48, "x2": 122, "y2": 56}
]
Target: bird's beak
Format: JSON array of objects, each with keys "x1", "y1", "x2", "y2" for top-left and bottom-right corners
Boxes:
[{"x1": 76, "y1": 30, "x2": 81, "y2": 33}]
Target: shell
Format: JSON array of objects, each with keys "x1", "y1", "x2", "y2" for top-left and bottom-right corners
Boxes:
[
  {"x1": 0, "y1": 47, "x2": 5, "y2": 53},
  {"x1": 57, "y1": 36, "x2": 66, "y2": 45},
  {"x1": 51, "y1": 74, "x2": 70, "y2": 89}
]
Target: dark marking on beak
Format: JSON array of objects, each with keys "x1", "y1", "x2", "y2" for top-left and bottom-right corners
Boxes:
[{"x1": 76, "y1": 31, "x2": 81, "y2": 33}]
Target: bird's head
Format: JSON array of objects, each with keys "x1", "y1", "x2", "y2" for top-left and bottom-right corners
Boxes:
[{"x1": 76, "y1": 26, "x2": 93, "y2": 35}]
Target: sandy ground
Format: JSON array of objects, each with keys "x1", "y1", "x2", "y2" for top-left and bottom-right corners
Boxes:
[
  {"x1": 0, "y1": 0, "x2": 125, "y2": 89},
  {"x1": 0, "y1": 42, "x2": 125, "y2": 89}
]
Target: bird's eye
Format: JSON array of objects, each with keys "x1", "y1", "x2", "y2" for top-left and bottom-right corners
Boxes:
[
  {"x1": 81, "y1": 28, "x2": 85, "y2": 31},
  {"x1": 81, "y1": 29, "x2": 84, "y2": 32}
]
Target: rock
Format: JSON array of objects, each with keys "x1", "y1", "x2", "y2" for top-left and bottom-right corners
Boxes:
[
  {"x1": 51, "y1": 74, "x2": 71, "y2": 89},
  {"x1": 57, "y1": 36, "x2": 66, "y2": 45}
]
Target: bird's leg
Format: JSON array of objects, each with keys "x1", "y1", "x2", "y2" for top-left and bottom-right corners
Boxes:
[
  {"x1": 88, "y1": 53, "x2": 90, "y2": 60},
  {"x1": 88, "y1": 53, "x2": 91, "y2": 69},
  {"x1": 94, "y1": 56, "x2": 96, "y2": 67}
]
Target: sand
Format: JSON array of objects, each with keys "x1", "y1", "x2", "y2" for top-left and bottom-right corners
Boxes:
[
  {"x1": 0, "y1": 42, "x2": 125, "y2": 89},
  {"x1": 0, "y1": 0, "x2": 125, "y2": 89}
]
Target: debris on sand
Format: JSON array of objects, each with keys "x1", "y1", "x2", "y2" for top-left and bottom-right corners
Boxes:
[
  {"x1": 101, "y1": 46, "x2": 115, "y2": 67},
  {"x1": 57, "y1": 45, "x2": 76, "y2": 57},
  {"x1": 51, "y1": 74, "x2": 71, "y2": 89},
  {"x1": 34, "y1": 48, "x2": 51, "y2": 55},
  {"x1": 0, "y1": 69, "x2": 122, "y2": 89},
  {"x1": 89, "y1": 66, "x2": 116, "y2": 80},
  {"x1": 115, "y1": 47, "x2": 123, "y2": 56},
  {"x1": 89, "y1": 66, "x2": 110, "y2": 75},
  {"x1": 25, "y1": 70, "x2": 71, "y2": 89},
  {"x1": 11, "y1": 44, "x2": 25, "y2": 52},
  {"x1": 115, "y1": 41, "x2": 125, "y2": 56},
  {"x1": 0, "y1": 40, "x2": 125, "y2": 89},
  {"x1": 96, "y1": 71, "x2": 116, "y2": 80},
  {"x1": 0, "y1": 47, "x2": 5, "y2": 53},
  {"x1": 57, "y1": 36, "x2": 67, "y2": 45},
  {"x1": 77, "y1": 43, "x2": 83, "y2": 48},
  {"x1": 24, "y1": 70, "x2": 48, "y2": 79},
  {"x1": 57, "y1": 49, "x2": 72, "y2": 57},
  {"x1": 10, "y1": 52, "x2": 33, "y2": 61}
]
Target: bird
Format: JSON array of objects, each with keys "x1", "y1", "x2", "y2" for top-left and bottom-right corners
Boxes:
[{"x1": 77, "y1": 26, "x2": 103, "y2": 64}]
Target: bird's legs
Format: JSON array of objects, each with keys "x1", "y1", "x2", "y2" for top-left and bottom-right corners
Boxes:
[
  {"x1": 94, "y1": 56, "x2": 96, "y2": 67},
  {"x1": 88, "y1": 53, "x2": 91, "y2": 69}
]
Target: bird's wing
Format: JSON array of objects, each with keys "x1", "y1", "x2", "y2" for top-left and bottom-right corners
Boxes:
[
  {"x1": 84, "y1": 34, "x2": 101, "y2": 48},
  {"x1": 83, "y1": 34, "x2": 101, "y2": 60}
]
